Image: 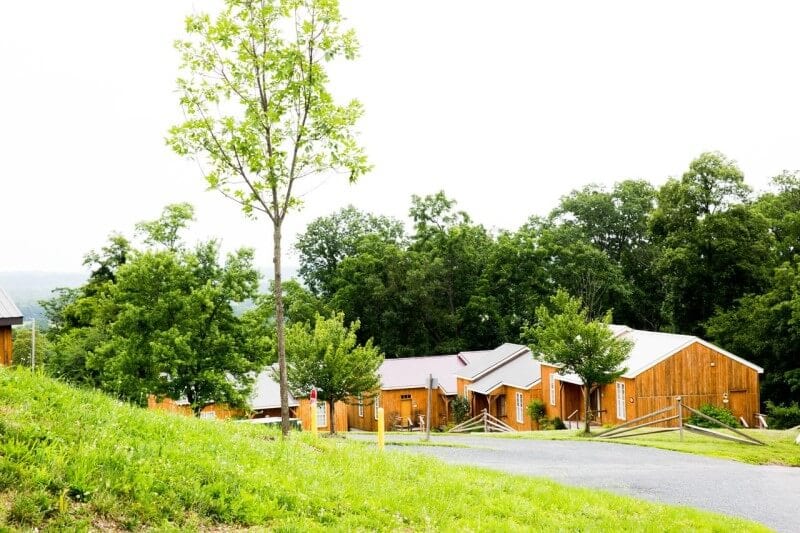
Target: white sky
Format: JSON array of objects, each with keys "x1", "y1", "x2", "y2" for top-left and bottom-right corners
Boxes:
[{"x1": 2, "y1": 1, "x2": 800, "y2": 274}]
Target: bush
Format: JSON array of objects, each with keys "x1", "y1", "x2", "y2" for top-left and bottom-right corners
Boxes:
[
  {"x1": 451, "y1": 396, "x2": 470, "y2": 424},
  {"x1": 552, "y1": 417, "x2": 567, "y2": 430},
  {"x1": 527, "y1": 399, "x2": 546, "y2": 428},
  {"x1": 766, "y1": 401, "x2": 800, "y2": 429},
  {"x1": 687, "y1": 404, "x2": 740, "y2": 428}
]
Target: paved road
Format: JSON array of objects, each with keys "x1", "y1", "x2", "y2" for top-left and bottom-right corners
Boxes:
[{"x1": 349, "y1": 433, "x2": 800, "y2": 532}]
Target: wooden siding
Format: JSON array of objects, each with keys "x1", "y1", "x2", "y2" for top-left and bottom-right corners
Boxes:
[
  {"x1": 0, "y1": 326, "x2": 11, "y2": 366},
  {"x1": 297, "y1": 398, "x2": 349, "y2": 433},
  {"x1": 479, "y1": 384, "x2": 543, "y2": 431},
  {"x1": 633, "y1": 341, "x2": 760, "y2": 427},
  {"x1": 347, "y1": 388, "x2": 451, "y2": 431},
  {"x1": 147, "y1": 396, "x2": 241, "y2": 419}
]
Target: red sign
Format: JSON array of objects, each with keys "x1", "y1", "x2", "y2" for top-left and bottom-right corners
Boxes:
[{"x1": 310, "y1": 387, "x2": 317, "y2": 404}]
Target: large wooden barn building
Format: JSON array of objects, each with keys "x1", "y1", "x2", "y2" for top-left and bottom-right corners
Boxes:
[
  {"x1": 0, "y1": 288, "x2": 23, "y2": 366},
  {"x1": 540, "y1": 325, "x2": 764, "y2": 428},
  {"x1": 347, "y1": 354, "x2": 468, "y2": 431}
]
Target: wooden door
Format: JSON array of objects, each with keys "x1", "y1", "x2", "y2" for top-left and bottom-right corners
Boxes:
[
  {"x1": 400, "y1": 398, "x2": 412, "y2": 422},
  {"x1": 728, "y1": 391, "x2": 747, "y2": 425}
]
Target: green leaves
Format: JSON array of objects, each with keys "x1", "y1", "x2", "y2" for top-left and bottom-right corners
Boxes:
[
  {"x1": 167, "y1": 0, "x2": 370, "y2": 224},
  {"x1": 524, "y1": 290, "x2": 632, "y2": 391},
  {"x1": 43, "y1": 206, "x2": 264, "y2": 412},
  {"x1": 285, "y1": 312, "x2": 383, "y2": 431}
]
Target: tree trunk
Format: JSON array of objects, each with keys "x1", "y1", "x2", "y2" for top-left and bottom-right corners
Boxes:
[
  {"x1": 583, "y1": 383, "x2": 592, "y2": 435},
  {"x1": 329, "y1": 400, "x2": 336, "y2": 435},
  {"x1": 274, "y1": 220, "x2": 290, "y2": 437}
]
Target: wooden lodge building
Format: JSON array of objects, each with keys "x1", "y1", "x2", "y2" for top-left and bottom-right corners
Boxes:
[
  {"x1": 347, "y1": 353, "x2": 468, "y2": 431},
  {"x1": 540, "y1": 325, "x2": 764, "y2": 428},
  {"x1": 0, "y1": 288, "x2": 23, "y2": 366},
  {"x1": 149, "y1": 368, "x2": 347, "y2": 432},
  {"x1": 455, "y1": 343, "x2": 543, "y2": 431}
]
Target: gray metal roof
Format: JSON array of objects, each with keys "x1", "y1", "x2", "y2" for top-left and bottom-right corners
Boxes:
[
  {"x1": 468, "y1": 352, "x2": 541, "y2": 394},
  {"x1": 249, "y1": 368, "x2": 300, "y2": 410},
  {"x1": 455, "y1": 343, "x2": 529, "y2": 380},
  {"x1": 0, "y1": 288, "x2": 23, "y2": 326},
  {"x1": 379, "y1": 353, "x2": 464, "y2": 395}
]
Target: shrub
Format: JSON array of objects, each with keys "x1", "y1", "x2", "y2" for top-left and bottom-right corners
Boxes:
[
  {"x1": 552, "y1": 417, "x2": 567, "y2": 430},
  {"x1": 766, "y1": 401, "x2": 800, "y2": 429},
  {"x1": 527, "y1": 399, "x2": 547, "y2": 428},
  {"x1": 687, "y1": 404, "x2": 740, "y2": 428},
  {"x1": 451, "y1": 396, "x2": 470, "y2": 424}
]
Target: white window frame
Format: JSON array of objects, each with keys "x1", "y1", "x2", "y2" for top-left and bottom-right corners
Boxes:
[
  {"x1": 373, "y1": 393, "x2": 381, "y2": 421},
  {"x1": 616, "y1": 382, "x2": 626, "y2": 421},
  {"x1": 549, "y1": 373, "x2": 556, "y2": 406},
  {"x1": 358, "y1": 394, "x2": 364, "y2": 417},
  {"x1": 316, "y1": 401, "x2": 327, "y2": 427},
  {"x1": 515, "y1": 392, "x2": 524, "y2": 423}
]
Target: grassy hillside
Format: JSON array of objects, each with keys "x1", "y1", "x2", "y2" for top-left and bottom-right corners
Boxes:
[{"x1": 0, "y1": 369, "x2": 767, "y2": 531}]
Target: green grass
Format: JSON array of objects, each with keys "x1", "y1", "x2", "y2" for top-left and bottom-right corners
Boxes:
[
  {"x1": 495, "y1": 427, "x2": 800, "y2": 466},
  {"x1": 0, "y1": 368, "x2": 769, "y2": 531}
]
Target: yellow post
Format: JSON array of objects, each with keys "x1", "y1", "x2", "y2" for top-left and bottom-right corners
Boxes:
[
  {"x1": 377, "y1": 407, "x2": 385, "y2": 451},
  {"x1": 310, "y1": 402, "x2": 318, "y2": 438}
]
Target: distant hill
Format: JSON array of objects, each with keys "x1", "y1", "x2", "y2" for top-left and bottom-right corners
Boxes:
[
  {"x1": 0, "y1": 271, "x2": 87, "y2": 325},
  {"x1": 0, "y1": 268, "x2": 296, "y2": 325}
]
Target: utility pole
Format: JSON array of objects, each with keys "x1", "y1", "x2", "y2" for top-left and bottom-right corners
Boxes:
[
  {"x1": 424, "y1": 373, "x2": 433, "y2": 442},
  {"x1": 31, "y1": 318, "x2": 36, "y2": 371}
]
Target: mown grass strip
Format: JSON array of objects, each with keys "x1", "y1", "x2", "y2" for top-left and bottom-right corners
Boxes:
[
  {"x1": 493, "y1": 428, "x2": 800, "y2": 466},
  {"x1": 0, "y1": 368, "x2": 769, "y2": 531}
]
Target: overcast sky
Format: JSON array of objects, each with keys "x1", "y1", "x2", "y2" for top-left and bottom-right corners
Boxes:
[{"x1": 2, "y1": 1, "x2": 799, "y2": 274}]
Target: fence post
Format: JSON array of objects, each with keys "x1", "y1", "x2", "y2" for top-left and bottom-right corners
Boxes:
[
  {"x1": 677, "y1": 396, "x2": 683, "y2": 442},
  {"x1": 377, "y1": 407, "x2": 385, "y2": 451},
  {"x1": 483, "y1": 408, "x2": 488, "y2": 432}
]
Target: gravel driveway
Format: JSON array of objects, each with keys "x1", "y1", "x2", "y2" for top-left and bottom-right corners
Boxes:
[{"x1": 349, "y1": 433, "x2": 800, "y2": 532}]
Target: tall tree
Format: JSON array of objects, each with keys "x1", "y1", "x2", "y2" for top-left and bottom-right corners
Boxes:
[
  {"x1": 45, "y1": 205, "x2": 266, "y2": 412},
  {"x1": 168, "y1": 0, "x2": 370, "y2": 435},
  {"x1": 296, "y1": 206, "x2": 405, "y2": 297},
  {"x1": 285, "y1": 313, "x2": 383, "y2": 433},
  {"x1": 706, "y1": 262, "x2": 800, "y2": 406},
  {"x1": 651, "y1": 153, "x2": 770, "y2": 334},
  {"x1": 523, "y1": 290, "x2": 632, "y2": 434}
]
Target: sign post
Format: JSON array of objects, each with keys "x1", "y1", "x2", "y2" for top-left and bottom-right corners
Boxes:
[
  {"x1": 377, "y1": 407, "x2": 385, "y2": 450},
  {"x1": 424, "y1": 374, "x2": 434, "y2": 441},
  {"x1": 310, "y1": 387, "x2": 318, "y2": 438}
]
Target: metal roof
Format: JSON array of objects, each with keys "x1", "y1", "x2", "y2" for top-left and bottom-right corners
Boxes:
[
  {"x1": 379, "y1": 353, "x2": 465, "y2": 395},
  {"x1": 467, "y1": 351, "x2": 541, "y2": 395},
  {"x1": 455, "y1": 343, "x2": 529, "y2": 380},
  {"x1": 0, "y1": 288, "x2": 23, "y2": 326},
  {"x1": 250, "y1": 368, "x2": 300, "y2": 410},
  {"x1": 543, "y1": 324, "x2": 764, "y2": 384}
]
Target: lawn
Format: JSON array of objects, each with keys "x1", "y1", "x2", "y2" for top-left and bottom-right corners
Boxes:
[
  {"x1": 0, "y1": 368, "x2": 769, "y2": 531},
  {"x1": 495, "y1": 427, "x2": 800, "y2": 466}
]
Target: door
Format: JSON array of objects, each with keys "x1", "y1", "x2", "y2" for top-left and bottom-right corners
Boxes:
[
  {"x1": 728, "y1": 391, "x2": 747, "y2": 426},
  {"x1": 400, "y1": 397, "x2": 412, "y2": 423}
]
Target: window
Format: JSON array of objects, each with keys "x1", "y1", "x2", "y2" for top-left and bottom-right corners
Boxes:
[
  {"x1": 549, "y1": 373, "x2": 556, "y2": 406},
  {"x1": 497, "y1": 395, "x2": 507, "y2": 417},
  {"x1": 358, "y1": 394, "x2": 364, "y2": 417},
  {"x1": 373, "y1": 394, "x2": 381, "y2": 420},
  {"x1": 316, "y1": 401, "x2": 327, "y2": 427},
  {"x1": 200, "y1": 411, "x2": 216, "y2": 420},
  {"x1": 400, "y1": 393, "x2": 412, "y2": 400},
  {"x1": 515, "y1": 392, "x2": 524, "y2": 423},
  {"x1": 616, "y1": 382, "x2": 626, "y2": 420}
]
